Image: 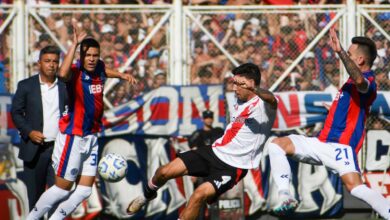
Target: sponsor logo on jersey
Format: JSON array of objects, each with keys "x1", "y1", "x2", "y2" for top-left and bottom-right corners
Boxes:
[{"x1": 89, "y1": 84, "x2": 103, "y2": 94}]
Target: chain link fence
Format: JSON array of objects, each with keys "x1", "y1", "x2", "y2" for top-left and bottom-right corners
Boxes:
[
  {"x1": 26, "y1": 5, "x2": 170, "y2": 108},
  {"x1": 359, "y1": 5, "x2": 390, "y2": 131},
  {"x1": 185, "y1": 6, "x2": 344, "y2": 93}
]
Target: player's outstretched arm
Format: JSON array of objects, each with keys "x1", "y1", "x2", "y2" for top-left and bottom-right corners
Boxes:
[
  {"x1": 329, "y1": 28, "x2": 369, "y2": 92},
  {"x1": 235, "y1": 79, "x2": 278, "y2": 109},
  {"x1": 58, "y1": 24, "x2": 87, "y2": 82},
  {"x1": 105, "y1": 68, "x2": 138, "y2": 85},
  {"x1": 253, "y1": 88, "x2": 278, "y2": 109}
]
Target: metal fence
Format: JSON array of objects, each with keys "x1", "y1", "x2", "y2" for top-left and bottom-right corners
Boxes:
[
  {"x1": 0, "y1": 2, "x2": 389, "y2": 113},
  {"x1": 358, "y1": 4, "x2": 390, "y2": 131}
]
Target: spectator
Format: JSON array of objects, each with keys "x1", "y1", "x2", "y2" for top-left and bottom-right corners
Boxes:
[
  {"x1": 56, "y1": 14, "x2": 73, "y2": 47},
  {"x1": 112, "y1": 36, "x2": 129, "y2": 68},
  {"x1": 295, "y1": 73, "x2": 321, "y2": 91},
  {"x1": 112, "y1": 84, "x2": 130, "y2": 106},
  {"x1": 79, "y1": 15, "x2": 99, "y2": 40},
  {"x1": 188, "y1": 109, "x2": 224, "y2": 150},
  {"x1": 0, "y1": 62, "x2": 8, "y2": 93},
  {"x1": 193, "y1": 66, "x2": 219, "y2": 84},
  {"x1": 383, "y1": 41, "x2": 390, "y2": 67},
  {"x1": 301, "y1": 51, "x2": 320, "y2": 86},
  {"x1": 371, "y1": 31, "x2": 386, "y2": 69},
  {"x1": 103, "y1": 55, "x2": 115, "y2": 69},
  {"x1": 30, "y1": 34, "x2": 53, "y2": 64},
  {"x1": 152, "y1": 69, "x2": 167, "y2": 89},
  {"x1": 323, "y1": 58, "x2": 338, "y2": 85},
  {"x1": 315, "y1": 35, "x2": 336, "y2": 86},
  {"x1": 375, "y1": 68, "x2": 389, "y2": 90},
  {"x1": 273, "y1": 26, "x2": 298, "y2": 60}
]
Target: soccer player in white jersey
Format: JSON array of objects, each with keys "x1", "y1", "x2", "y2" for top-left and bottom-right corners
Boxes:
[{"x1": 127, "y1": 63, "x2": 278, "y2": 219}]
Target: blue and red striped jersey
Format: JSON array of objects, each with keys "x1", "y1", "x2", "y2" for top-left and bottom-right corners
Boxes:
[
  {"x1": 60, "y1": 60, "x2": 107, "y2": 136},
  {"x1": 318, "y1": 70, "x2": 377, "y2": 153}
]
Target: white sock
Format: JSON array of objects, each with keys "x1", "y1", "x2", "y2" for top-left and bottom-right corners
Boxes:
[
  {"x1": 268, "y1": 142, "x2": 292, "y2": 194},
  {"x1": 49, "y1": 185, "x2": 92, "y2": 220},
  {"x1": 148, "y1": 179, "x2": 159, "y2": 191},
  {"x1": 351, "y1": 184, "x2": 390, "y2": 219},
  {"x1": 26, "y1": 185, "x2": 70, "y2": 220}
]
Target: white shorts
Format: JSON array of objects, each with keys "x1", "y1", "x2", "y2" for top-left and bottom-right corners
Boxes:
[
  {"x1": 288, "y1": 134, "x2": 360, "y2": 176},
  {"x1": 52, "y1": 132, "x2": 99, "y2": 181}
]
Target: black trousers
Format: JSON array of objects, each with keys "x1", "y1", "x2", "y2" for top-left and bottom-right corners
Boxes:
[{"x1": 21, "y1": 145, "x2": 55, "y2": 211}]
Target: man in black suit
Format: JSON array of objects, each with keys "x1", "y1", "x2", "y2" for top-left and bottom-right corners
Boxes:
[{"x1": 11, "y1": 45, "x2": 67, "y2": 211}]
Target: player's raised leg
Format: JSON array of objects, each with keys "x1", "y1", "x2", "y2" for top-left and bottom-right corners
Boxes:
[
  {"x1": 268, "y1": 137, "x2": 298, "y2": 215},
  {"x1": 342, "y1": 173, "x2": 390, "y2": 219},
  {"x1": 127, "y1": 157, "x2": 188, "y2": 214},
  {"x1": 179, "y1": 182, "x2": 216, "y2": 220}
]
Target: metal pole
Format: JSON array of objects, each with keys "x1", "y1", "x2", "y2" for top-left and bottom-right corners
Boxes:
[
  {"x1": 0, "y1": 9, "x2": 16, "y2": 35},
  {"x1": 29, "y1": 10, "x2": 67, "y2": 53},
  {"x1": 172, "y1": 0, "x2": 183, "y2": 84},
  {"x1": 347, "y1": 0, "x2": 356, "y2": 41},
  {"x1": 13, "y1": 0, "x2": 26, "y2": 92},
  {"x1": 344, "y1": 0, "x2": 356, "y2": 83}
]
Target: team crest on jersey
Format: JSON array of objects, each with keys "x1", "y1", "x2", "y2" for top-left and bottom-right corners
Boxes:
[
  {"x1": 71, "y1": 168, "x2": 79, "y2": 176},
  {"x1": 84, "y1": 74, "x2": 90, "y2": 80},
  {"x1": 335, "y1": 91, "x2": 344, "y2": 101}
]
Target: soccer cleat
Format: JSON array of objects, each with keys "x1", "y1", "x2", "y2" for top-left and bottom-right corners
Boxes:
[
  {"x1": 127, "y1": 190, "x2": 157, "y2": 215},
  {"x1": 127, "y1": 195, "x2": 148, "y2": 215},
  {"x1": 273, "y1": 195, "x2": 298, "y2": 216}
]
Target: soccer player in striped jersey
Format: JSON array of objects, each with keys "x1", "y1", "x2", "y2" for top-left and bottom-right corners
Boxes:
[
  {"x1": 27, "y1": 26, "x2": 136, "y2": 220},
  {"x1": 268, "y1": 28, "x2": 390, "y2": 219},
  {"x1": 127, "y1": 63, "x2": 278, "y2": 220}
]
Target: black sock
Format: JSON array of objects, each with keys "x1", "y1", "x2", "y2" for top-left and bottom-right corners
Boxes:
[{"x1": 143, "y1": 183, "x2": 157, "y2": 199}]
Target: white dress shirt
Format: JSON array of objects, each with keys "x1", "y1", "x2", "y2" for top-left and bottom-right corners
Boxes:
[{"x1": 40, "y1": 75, "x2": 60, "y2": 142}]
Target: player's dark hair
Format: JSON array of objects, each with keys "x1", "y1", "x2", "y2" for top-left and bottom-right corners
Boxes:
[
  {"x1": 232, "y1": 63, "x2": 261, "y2": 86},
  {"x1": 80, "y1": 38, "x2": 100, "y2": 59},
  {"x1": 39, "y1": 45, "x2": 60, "y2": 60},
  {"x1": 352, "y1": 36, "x2": 377, "y2": 67}
]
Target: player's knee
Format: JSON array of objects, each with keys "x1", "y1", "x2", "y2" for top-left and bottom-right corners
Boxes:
[
  {"x1": 55, "y1": 177, "x2": 74, "y2": 191},
  {"x1": 271, "y1": 137, "x2": 294, "y2": 154},
  {"x1": 341, "y1": 173, "x2": 363, "y2": 193},
  {"x1": 268, "y1": 138, "x2": 286, "y2": 155},
  {"x1": 345, "y1": 182, "x2": 361, "y2": 193},
  {"x1": 191, "y1": 189, "x2": 208, "y2": 203}
]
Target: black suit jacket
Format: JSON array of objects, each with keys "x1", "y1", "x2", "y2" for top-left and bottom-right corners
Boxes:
[{"x1": 11, "y1": 74, "x2": 67, "y2": 162}]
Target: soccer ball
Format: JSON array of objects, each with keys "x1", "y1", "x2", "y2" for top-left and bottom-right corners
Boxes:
[{"x1": 98, "y1": 153, "x2": 128, "y2": 182}]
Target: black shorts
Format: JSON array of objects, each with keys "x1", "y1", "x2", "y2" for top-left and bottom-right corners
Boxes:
[{"x1": 178, "y1": 146, "x2": 248, "y2": 203}]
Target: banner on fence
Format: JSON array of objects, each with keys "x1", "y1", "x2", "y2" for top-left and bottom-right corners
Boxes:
[
  {"x1": 97, "y1": 135, "x2": 343, "y2": 219},
  {"x1": 102, "y1": 88, "x2": 390, "y2": 136}
]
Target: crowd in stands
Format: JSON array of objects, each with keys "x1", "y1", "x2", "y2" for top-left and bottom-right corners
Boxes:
[
  {"x1": 0, "y1": 0, "x2": 389, "y2": 103},
  {"x1": 189, "y1": 12, "x2": 389, "y2": 93},
  {"x1": 7, "y1": 0, "x2": 390, "y2": 5},
  {"x1": 1, "y1": 0, "x2": 389, "y2": 5}
]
